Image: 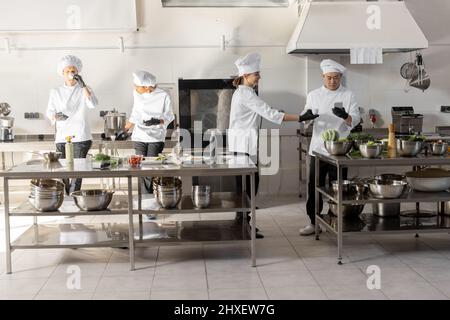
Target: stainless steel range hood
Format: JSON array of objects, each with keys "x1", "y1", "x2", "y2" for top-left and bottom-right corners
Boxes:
[{"x1": 287, "y1": 1, "x2": 428, "y2": 54}]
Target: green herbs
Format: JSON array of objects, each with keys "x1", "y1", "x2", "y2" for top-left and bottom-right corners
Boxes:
[
  {"x1": 347, "y1": 132, "x2": 374, "y2": 142},
  {"x1": 321, "y1": 129, "x2": 339, "y2": 142},
  {"x1": 406, "y1": 134, "x2": 426, "y2": 142},
  {"x1": 94, "y1": 153, "x2": 111, "y2": 162}
]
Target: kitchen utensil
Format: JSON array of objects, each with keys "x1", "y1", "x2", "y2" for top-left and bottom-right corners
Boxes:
[
  {"x1": 430, "y1": 142, "x2": 448, "y2": 156},
  {"x1": 192, "y1": 185, "x2": 211, "y2": 208},
  {"x1": 324, "y1": 141, "x2": 353, "y2": 156},
  {"x1": 0, "y1": 102, "x2": 11, "y2": 116},
  {"x1": 328, "y1": 201, "x2": 364, "y2": 219},
  {"x1": 71, "y1": 190, "x2": 114, "y2": 211},
  {"x1": 405, "y1": 168, "x2": 450, "y2": 192},
  {"x1": 331, "y1": 180, "x2": 354, "y2": 195},
  {"x1": 102, "y1": 109, "x2": 126, "y2": 139},
  {"x1": 0, "y1": 116, "x2": 14, "y2": 128},
  {"x1": 153, "y1": 177, "x2": 182, "y2": 209},
  {"x1": 28, "y1": 195, "x2": 64, "y2": 212},
  {"x1": 368, "y1": 179, "x2": 407, "y2": 199},
  {"x1": 359, "y1": 143, "x2": 383, "y2": 158},
  {"x1": 43, "y1": 152, "x2": 62, "y2": 162},
  {"x1": 374, "y1": 174, "x2": 406, "y2": 182},
  {"x1": 30, "y1": 179, "x2": 65, "y2": 191},
  {"x1": 396, "y1": 140, "x2": 423, "y2": 157},
  {"x1": 372, "y1": 203, "x2": 401, "y2": 217}
]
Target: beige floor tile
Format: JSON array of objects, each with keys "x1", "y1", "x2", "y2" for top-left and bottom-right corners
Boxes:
[
  {"x1": 155, "y1": 260, "x2": 205, "y2": 277},
  {"x1": 310, "y1": 268, "x2": 367, "y2": 287},
  {"x1": 430, "y1": 281, "x2": 450, "y2": 298},
  {"x1": 0, "y1": 277, "x2": 47, "y2": 296},
  {"x1": 321, "y1": 284, "x2": 387, "y2": 300},
  {"x1": 259, "y1": 270, "x2": 318, "y2": 288},
  {"x1": 40, "y1": 275, "x2": 100, "y2": 293},
  {"x1": 382, "y1": 282, "x2": 448, "y2": 300},
  {"x1": 51, "y1": 262, "x2": 107, "y2": 278},
  {"x1": 266, "y1": 285, "x2": 328, "y2": 300},
  {"x1": 35, "y1": 292, "x2": 94, "y2": 300},
  {"x1": 96, "y1": 275, "x2": 152, "y2": 292},
  {"x1": 410, "y1": 267, "x2": 450, "y2": 283},
  {"x1": 209, "y1": 287, "x2": 268, "y2": 300},
  {"x1": 92, "y1": 291, "x2": 150, "y2": 300},
  {"x1": 151, "y1": 289, "x2": 208, "y2": 300},
  {"x1": 152, "y1": 273, "x2": 207, "y2": 291},
  {"x1": 207, "y1": 272, "x2": 263, "y2": 290}
]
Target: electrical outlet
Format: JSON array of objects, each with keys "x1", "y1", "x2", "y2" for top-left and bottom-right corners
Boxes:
[{"x1": 441, "y1": 106, "x2": 450, "y2": 113}]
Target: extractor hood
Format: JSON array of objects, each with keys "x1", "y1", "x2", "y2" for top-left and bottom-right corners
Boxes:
[{"x1": 287, "y1": 1, "x2": 428, "y2": 54}]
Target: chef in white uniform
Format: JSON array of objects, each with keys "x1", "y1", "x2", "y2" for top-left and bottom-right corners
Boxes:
[
  {"x1": 228, "y1": 52, "x2": 318, "y2": 238},
  {"x1": 124, "y1": 71, "x2": 175, "y2": 194},
  {"x1": 46, "y1": 55, "x2": 98, "y2": 194},
  {"x1": 299, "y1": 59, "x2": 360, "y2": 236}
]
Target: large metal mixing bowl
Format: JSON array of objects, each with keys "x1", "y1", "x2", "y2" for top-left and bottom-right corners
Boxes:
[
  {"x1": 328, "y1": 201, "x2": 365, "y2": 219},
  {"x1": 368, "y1": 179, "x2": 408, "y2": 199},
  {"x1": 324, "y1": 141, "x2": 353, "y2": 156},
  {"x1": 71, "y1": 190, "x2": 114, "y2": 211}
]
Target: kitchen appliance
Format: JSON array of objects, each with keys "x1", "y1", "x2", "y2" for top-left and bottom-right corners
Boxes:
[
  {"x1": 100, "y1": 109, "x2": 127, "y2": 140},
  {"x1": 391, "y1": 106, "x2": 423, "y2": 134},
  {"x1": 0, "y1": 102, "x2": 14, "y2": 141},
  {"x1": 286, "y1": 1, "x2": 428, "y2": 54}
]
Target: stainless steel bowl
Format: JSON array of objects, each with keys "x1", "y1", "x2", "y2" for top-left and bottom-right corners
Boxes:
[
  {"x1": 71, "y1": 190, "x2": 114, "y2": 211},
  {"x1": 405, "y1": 169, "x2": 450, "y2": 192},
  {"x1": 359, "y1": 143, "x2": 383, "y2": 158},
  {"x1": 328, "y1": 201, "x2": 364, "y2": 219},
  {"x1": 368, "y1": 179, "x2": 407, "y2": 199},
  {"x1": 29, "y1": 195, "x2": 64, "y2": 212},
  {"x1": 192, "y1": 185, "x2": 211, "y2": 208},
  {"x1": 324, "y1": 141, "x2": 353, "y2": 156},
  {"x1": 30, "y1": 179, "x2": 65, "y2": 191},
  {"x1": 396, "y1": 140, "x2": 423, "y2": 157},
  {"x1": 331, "y1": 180, "x2": 354, "y2": 194},
  {"x1": 43, "y1": 152, "x2": 62, "y2": 162},
  {"x1": 374, "y1": 174, "x2": 406, "y2": 182},
  {"x1": 430, "y1": 142, "x2": 448, "y2": 156},
  {"x1": 156, "y1": 186, "x2": 182, "y2": 209}
]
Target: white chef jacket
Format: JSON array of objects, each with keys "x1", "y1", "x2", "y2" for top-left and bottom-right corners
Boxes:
[
  {"x1": 46, "y1": 83, "x2": 98, "y2": 144},
  {"x1": 303, "y1": 85, "x2": 360, "y2": 156},
  {"x1": 129, "y1": 88, "x2": 174, "y2": 143},
  {"x1": 228, "y1": 85, "x2": 284, "y2": 156}
]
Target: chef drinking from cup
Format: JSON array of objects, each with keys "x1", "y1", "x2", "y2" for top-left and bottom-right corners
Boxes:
[
  {"x1": 124, "y1": 71, "x2": 175, "y2": 194},
  {"x1": 46, "y1": 55, "x2": 98, "y2": 194},
  {"x1": 228, "y1": 52, "x2": 319, "y2": 238},
  {"x1": 299, "y1": 59, "x2": 360, "y2": 236}
]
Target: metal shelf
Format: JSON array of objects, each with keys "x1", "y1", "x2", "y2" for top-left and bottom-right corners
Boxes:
[
  {"x1": 11, "y1": 220, "x2": 250, "y2": 249},
  {"x1": 318, "y1": 187, "x2": 450, "y2": 205}
]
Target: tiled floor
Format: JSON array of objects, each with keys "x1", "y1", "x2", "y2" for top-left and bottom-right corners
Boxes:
[{"x1": 0, "y1": 195, "x2": 450, "y2": 300}]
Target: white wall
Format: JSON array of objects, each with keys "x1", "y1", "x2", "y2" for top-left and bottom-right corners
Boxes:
[{"x1": 1, "y1": 0, "x2": 450, "y2": 195}]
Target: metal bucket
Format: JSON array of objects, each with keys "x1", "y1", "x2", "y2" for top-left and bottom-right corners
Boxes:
[{"x1": 372, "y1": 203, "x2": 401, "y2": 217}]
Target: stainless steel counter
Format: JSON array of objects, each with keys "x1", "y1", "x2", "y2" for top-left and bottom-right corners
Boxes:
[{"x1": 1, "y1": 155, "x2": 258, "y2": 274}]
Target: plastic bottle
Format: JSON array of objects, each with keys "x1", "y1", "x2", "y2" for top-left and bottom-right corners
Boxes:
[
  {"x1": 65, "y1": 136, "x2": 74, "y2": 166},
  {"x1": 173, "y1": 124, "x2": 182, "y2": 159},
  {"x1": 387, "y1": 124, "x2": 397, "y2": 158}
]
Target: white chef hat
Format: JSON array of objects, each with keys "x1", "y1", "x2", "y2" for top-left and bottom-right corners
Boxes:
[
  {"x1": 133, "y1": 70, "x2": 156, "y2": 87},
  {"x1": 235, "y1": 53, "x2": 261, "y2": 77},
  {"x1": 320, "y1": 59, "x2": 346, "y2": 75},
  {"x1": 57, "y1": 55, "x2": 83, "y2": 76}
]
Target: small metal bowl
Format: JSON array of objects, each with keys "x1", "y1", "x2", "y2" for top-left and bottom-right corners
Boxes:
[
  {"x1": 324, "y1": 141, "x2": 353, "y2": 156},
  {"x1": 328, "y1": 201, "x2": 365, "y2": 219},
  {"x1": 430, "y1": 142, "x2": 448, "y2": 156},
  {"x1": 71, "y1": 190, "x2": 114, "y2": 211},
  {"x1": 396, "y1": 140, "x2": 423, "y2": 157},
  {"x1": 359, "y1": 143, "x2": 383, "y2": 158},
  {"x1": 331, "y1": 180, "x2": 354, "y2": 194}
]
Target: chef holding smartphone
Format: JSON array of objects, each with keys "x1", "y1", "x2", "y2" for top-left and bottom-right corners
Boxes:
[{"x1": 299, "y1": 59, "x2": 360, "y2": 236}]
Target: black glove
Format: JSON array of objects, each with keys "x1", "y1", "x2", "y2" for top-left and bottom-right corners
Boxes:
[
  {"x1": 55, "y1": 112, "x2": 68, "y2": 121},
  {"x1": 143, "y1": 118, "x2": 161, "y2": 126},
  {"x1": 73, "y1": 74, "x2": 86, "y2": 88},
  {"x1": 332, "y1": 106, "x2": 349, "y2": 120},
  {"x1": 299, "y1": 110, "x2": 319, "y2": 122}
]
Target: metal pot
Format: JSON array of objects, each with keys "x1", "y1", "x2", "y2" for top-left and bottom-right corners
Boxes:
[
  {"x1": 104, "y1": 111, "x2": 126, "y2": 133},
  {"x1": 331, "y1": 180, "x2": 354, "y2": 195},
  {"x1": 0, "y1": 116, "x2": 14, "y2": 128},
  {"x1": 372, "y1": 203, "x2": 401, "y2": 217},
  {"x1": 192, "y1": 185, "x2": 211, "y2": 208}
]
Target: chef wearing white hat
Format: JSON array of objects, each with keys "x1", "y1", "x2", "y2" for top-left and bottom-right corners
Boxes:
[
  {"x1": 124, "y1": 71, "x2": 175, "y2": 193},
  {"x1": 299, "y1": 59, "x2": 360, "y2": 236},
  {"x1": 46, "y1": 55, "x2": 98, "y2": 194},
  {"x1": 228, "y1": 52, "x2": 317, "y2": 238}
]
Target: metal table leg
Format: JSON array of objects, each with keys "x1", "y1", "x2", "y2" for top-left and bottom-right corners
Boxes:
[
  {"x1": 138, "y1": 177, "x2": 143, "y2": 240},
  {"x1": 1, "y1": 152, "x2": 5, "y2": 171},
  {"x1": 4, "y1": 177, "x2": 12, "y2": 273},
  {"x1": 337, "y1": 165, "x2": 343, "y2": 265},
  {"x1": 315, "y1": 156, "x2": 320, "y2": 241},
  {"x1": 242, "y1": 174, "x2": 247, "y2": 239},
  {"x1": 250, "y1": 173, "x2": 256, "y2": 267},
  {"x1": 127, "y1": 176, "x2": 135, "y2": 271}
]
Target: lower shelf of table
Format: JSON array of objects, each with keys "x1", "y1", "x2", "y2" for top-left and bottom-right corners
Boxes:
[
  {"x1": 10, "y1": 192, "x2": 251, "y2": 216},
  {"x1": 10, "y1": 220, "x2": 251, "y2": 249},
  {"x1": 317, "y1": 213, "x2": 450, "y2": 235}
]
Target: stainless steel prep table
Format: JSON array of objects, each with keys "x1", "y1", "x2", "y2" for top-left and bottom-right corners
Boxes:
[
  {"x1": 1, "y1": 156, "x2": 258, "y2": 273},
  {"x1": 312, "y1": 151, "x2": 450, "y2": 265}
]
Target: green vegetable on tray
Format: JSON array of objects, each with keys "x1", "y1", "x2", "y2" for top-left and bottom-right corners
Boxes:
[
  {"x1": 406, "y1": 134, "x2": 426, "y2": 142},
  {"x1": 94, "y1": 153, "x2": 111, "y2": 162},
  {"x1": 321, "y1": 129, "x2": 339, "y2": 142}
]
